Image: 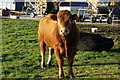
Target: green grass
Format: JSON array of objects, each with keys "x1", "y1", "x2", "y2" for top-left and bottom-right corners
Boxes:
[{"x1": 1, "y1": 19, "x2": 120, "y2": 79}]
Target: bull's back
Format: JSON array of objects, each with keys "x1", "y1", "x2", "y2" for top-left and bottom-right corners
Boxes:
[
  {"x1": 39, "y1": 15, "x2": 54, "y2": 36},
  {"x1": 39, "y1": 17, "x2": 52, "y2": 33},
  {"x1": 38, "y1": 15, "x2": 58, "y2": 47}
]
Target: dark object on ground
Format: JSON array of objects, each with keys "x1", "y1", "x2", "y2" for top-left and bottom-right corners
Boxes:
[
  {"x1": 0, "y1": 8, "x2": 10, "y2": 16},
  {"x1": 77, "y1": 32, "x2": 114, "y2": 52}
]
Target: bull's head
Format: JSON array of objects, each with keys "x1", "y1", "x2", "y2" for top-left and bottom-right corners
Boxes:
[
  {"x1": 57, "y1": 10, "x2": 73, "y2": 36},
  {"x1": 51, "y1": 10, "x2": 77, "y2": 37}
]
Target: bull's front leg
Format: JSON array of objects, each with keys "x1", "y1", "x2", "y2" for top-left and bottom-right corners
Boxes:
[
  {"x1": 67, "y1": 54, "x2": 75, "y2": 78},
  {"x1": 54, "y1": 49, "x2": 64, "y2": 79}
]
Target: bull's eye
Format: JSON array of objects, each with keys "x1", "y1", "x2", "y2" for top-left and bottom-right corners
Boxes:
[
  {"x1": 69, "y1": 20, "x2": 72, "y2": 24},
  {"x1": 65, "y1": 30, "x2": 68, "y2": 32}
]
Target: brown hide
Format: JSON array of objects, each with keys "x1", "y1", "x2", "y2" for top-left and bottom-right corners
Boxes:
[
  {"x1": 38, "y1": 11, "x2": 79, "y2": 57},
  {"x1": 38, "y1": 10, "x2": 79, "y2": 78}
]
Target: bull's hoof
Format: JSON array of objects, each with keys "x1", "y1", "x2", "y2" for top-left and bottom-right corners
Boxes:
[
  {"x1": 66, "y1": 75, "x2": 75, "y2": 78},
  {"x1": 59, "y1": 75, "x2": 64, "y2": 79},
  {"x1": 41, "y1": 64, "x2": 46, "y2": 68},
  {"x1": 47, "y1": 64, "x2": 52, "y2": 68},
  {"x1": 59, "y1": 76, "x2": 64, "y2": 79},
  {"x1": 41, "y1": 66, "x2": 46, "y2": 69}
]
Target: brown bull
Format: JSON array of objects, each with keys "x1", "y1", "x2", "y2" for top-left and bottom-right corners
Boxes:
[{"x1": 38, "y1": 10, "x2": 79, "y2": 78}]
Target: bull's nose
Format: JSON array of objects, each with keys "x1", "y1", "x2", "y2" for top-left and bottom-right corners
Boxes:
[
  {"x1": 60, "y1": 28, "x2": 69, "y2": 36},
  {"x1": 60, "y1": 29, "x2": 68, "y2": 33}
]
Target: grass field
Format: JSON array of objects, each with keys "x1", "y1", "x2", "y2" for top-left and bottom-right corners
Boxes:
[{"x1": 1, "y1": 19, "x2": 120, "y2": 79}]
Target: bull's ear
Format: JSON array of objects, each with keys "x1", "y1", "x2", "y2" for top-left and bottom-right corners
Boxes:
[
  {"x1": 72, "y1": 14, "x2": 79, "y2": 20},
  {"x1": 50, "y1": 14, "x2": 57, "y2": 20}
]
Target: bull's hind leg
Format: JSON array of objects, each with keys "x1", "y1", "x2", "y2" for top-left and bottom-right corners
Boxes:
[
  {"x1": 47, "y1": 47, "x2": 54, "y2": 67},
  {"x1": 40, "y1": 41, "x2": 46, "y2": 68}
]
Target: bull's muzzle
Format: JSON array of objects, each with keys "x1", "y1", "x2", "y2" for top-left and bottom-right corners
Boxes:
[{"x1": 60, "y1": 28, "x2": 69, "y2": 36}]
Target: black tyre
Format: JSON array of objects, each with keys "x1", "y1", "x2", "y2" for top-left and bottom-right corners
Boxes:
[
  {"x1": 80, "y1": 17, "x2": 85, "y2": 22},
  {"x1": 91, "y1": 17, "x2": 96, "y2": 23},
  {"x1": 99, "y1": 19, "x2": 102, "y2": 23},
  {"x1": 107, "y1": 17, "x2": 112, "y2": 24},
  {"x1": 30, "y1": 13, "x2": 35, "y2": 18}
]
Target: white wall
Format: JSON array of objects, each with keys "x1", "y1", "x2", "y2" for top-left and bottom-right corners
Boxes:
[
  {"x1": 0, "y1": 2, "x2": 15, "y2": 10},
  {"x1": 0, "y1": 0, "x2": 14, "y2": 2}
]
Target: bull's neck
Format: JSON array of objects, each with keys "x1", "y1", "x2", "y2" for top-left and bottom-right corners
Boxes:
[{"x1": 58, "y1": 35, "x2": 69, "y2": 58}]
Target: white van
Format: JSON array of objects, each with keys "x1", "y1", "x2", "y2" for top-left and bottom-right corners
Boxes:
[{"x1": 59, "y1": 2, "x2": 88, "y2": 15}]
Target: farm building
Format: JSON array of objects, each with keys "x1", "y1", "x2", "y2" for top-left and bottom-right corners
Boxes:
[
  {"x1": 0, "y1": 0, "x2": 25, "y2": 11},
  {"x1": 1, "y1": 0, "x2": 120, "y2": 10},
  {"x1": 0, "y1": 0, "x2": 120, "y2": 16}
]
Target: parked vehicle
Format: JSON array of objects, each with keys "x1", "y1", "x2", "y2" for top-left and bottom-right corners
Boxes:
[
  {"x1": 59, "y1": 2, "x2": 88, "y2": 15},
  {"x1": 90, "y1": 1, "x2": 120, "y2": 24}
]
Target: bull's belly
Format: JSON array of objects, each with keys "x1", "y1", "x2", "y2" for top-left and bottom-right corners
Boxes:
[{"x1": 44, "y1": 38, "x2": 55, "y2": 48}]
